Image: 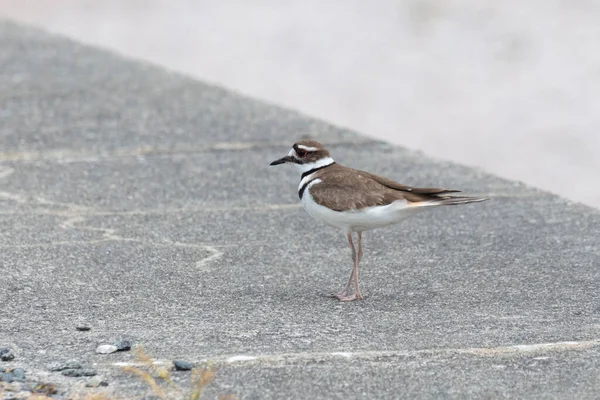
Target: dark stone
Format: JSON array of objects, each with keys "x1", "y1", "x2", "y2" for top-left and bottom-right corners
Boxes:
[
  {"x1": 81, "y1": 369, "x2": 97, "y2": 377},
  {"x1": 11, "y1": 368, "x2": 25, "y2": 381},
  {"x1": 0, "y1": 349, "x2": 14, "y2": 361},
  {"x1": 114, "y1": 339, "x2": 132, "y2": 351},
  {"x1": 76, "y1": 326, "x2": 91, "y2": 331},
  {"x1": 0, "y1": 372, "x2": 14, "y2": 382},
  {"x1": 48, "y1": 361, "x2": 67, "y2": 372},
  {"x1": 62, "y1": 368, "x2": 97, "y2": 377},
  {"x1": 173, "y1": 360, "x2": 194, "y2": 371},
  {"x1": 65, "y1": 360, "x2": 82, "y2": 370},
  {"x1": 61, "y1": 369, "x2": 82, "y2": 377},
  {"x1": 48, "y1": 359, "x2": 81, "y2": 372}
]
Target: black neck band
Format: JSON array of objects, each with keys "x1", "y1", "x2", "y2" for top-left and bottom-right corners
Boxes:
[
  {"x1": 298, "y1": 162, "x2": 335, "y2": 199},
  {"x1": 300, "y1": 162, "x2": 335, "y2": 180}
]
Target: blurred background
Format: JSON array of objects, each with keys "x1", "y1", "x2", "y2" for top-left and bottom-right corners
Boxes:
[{"x1": 1, "y1": 0, "x2": 599, "y2": 209}]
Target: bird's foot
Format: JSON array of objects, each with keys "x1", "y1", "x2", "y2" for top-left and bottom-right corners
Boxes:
[
  {"x1": 336, "y1": 293, "x2": 359, "y2": 302},
  {"x1": 330, "y1": 291, "x2": 365, "y2": 302},
  {"x1": 328, "y1": 288, "x2": 349, "y2": 299}
]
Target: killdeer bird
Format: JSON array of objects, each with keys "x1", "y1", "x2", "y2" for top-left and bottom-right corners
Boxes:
[{"x1": 270, "y1": 140, "x2": 488, "y2": 301}]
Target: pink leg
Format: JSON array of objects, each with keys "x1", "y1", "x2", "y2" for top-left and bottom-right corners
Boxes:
[
  {"x1": 333, "y1": 232, "x2": 365, "y2": 302},
  {"x1": 353, "y1": 232, "x2": 364, "y2": 300},
  {"x1": 331, "y1": 233, "x2": 356, "y2": 298}
]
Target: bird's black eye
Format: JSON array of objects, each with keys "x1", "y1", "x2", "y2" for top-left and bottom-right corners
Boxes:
[{"x1": 296, "y1": 149, "x2": 308, "y2": 158}]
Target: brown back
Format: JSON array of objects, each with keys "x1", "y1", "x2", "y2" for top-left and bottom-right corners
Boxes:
[{"x1": 308, "y1": 164, "x2": 462, "y2": 211}]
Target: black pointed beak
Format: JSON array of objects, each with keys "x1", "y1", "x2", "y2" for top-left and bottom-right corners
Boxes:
[{"x1": 270, "y1": 155, "x2": 293, "y2": 166}]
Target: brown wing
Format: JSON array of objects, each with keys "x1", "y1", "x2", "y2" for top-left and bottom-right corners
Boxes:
[
  {"x1": 362, "y1": 171, "x2": 461, "y2": 195},
  {"x1": 308, "y1": 180, "x2": 405, "y2": 211},
  {"x1": 309, "y1": 164, "x2": 469, "y2": 210}
]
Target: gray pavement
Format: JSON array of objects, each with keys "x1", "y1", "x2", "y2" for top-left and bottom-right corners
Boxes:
[
  {"x1": 1, "y1": 20, "x2": 600, "y2": 399},
  {"x1": 3, "y1": 0, "x2": 600, "y2": 209}
]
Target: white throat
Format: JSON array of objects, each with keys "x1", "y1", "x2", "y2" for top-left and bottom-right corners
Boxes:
[
  {"x1": 297, "y1": 157, "x2": 334, "y2": 195},
  {"x1": 295, "y1": 156, "x2": 335, "y2": 174}
]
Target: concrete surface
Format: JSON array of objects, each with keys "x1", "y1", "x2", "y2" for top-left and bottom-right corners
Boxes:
[
  {"x1": 1, "y1": 0, "x2": 600, "y2": 210},
  {"x1": 1, "y1": 20, "x2": 600, "y2": 399}
]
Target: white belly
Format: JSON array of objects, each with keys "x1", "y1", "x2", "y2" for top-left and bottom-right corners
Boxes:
[{"x1": 301, "y1": 181, "x2": 423, "y2": 233}]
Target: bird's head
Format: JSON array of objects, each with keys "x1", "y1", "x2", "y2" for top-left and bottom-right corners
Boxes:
[{"x1": 269, "y1": 140, "x2": 335, "y2": 174}]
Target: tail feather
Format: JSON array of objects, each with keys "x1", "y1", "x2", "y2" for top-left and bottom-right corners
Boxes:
[
  {"x1": 430, "y1": 196, "x2": 489, "y2": 206},
  {"x1": 413, "y1": 196, "x2": 489, "y2": 207}
]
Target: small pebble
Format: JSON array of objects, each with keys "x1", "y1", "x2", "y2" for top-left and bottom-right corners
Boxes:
[
  {"x1": 65, "y1": 360, "x2": 82, "y2": 370},
  {"x1": 3, "y1": 392, "x2": 15, "y2": 399},
  {"x1": 85, "y1": 376, "x2": 108, "y2": 388},
  {"x1": 61, "y1": 369, "x2": 81, "y2": 377},
  {"x1": 114, "y1": 340, "x2": 132, "y2": 351},
  {"x1": 62, "y1": 368, "x2": 96, "y2": 377},
  {"x1": 95, "y1": 345, "x2": 118, "y2": 354},
  {"x1": 173, "y1": 360, "x2": 194, "y2": 371},
  {"x1": 76, "y1": 326, "x2": 91, "y2": 332},
  {"x1": 11, "y1": 368, "x2": 25, "y2": 382},
  {"x1": 47, "y1": 362, "x2": 67, "y2": 372},
  {"x1": 0, "y1": 372, "x2": 14, "y2": 382},
  {"x1": 0, "y1": 349, "x2": 15, "y2": 362}
]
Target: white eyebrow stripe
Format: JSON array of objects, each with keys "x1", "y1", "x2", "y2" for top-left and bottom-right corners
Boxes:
[{"x1": 296, "y1": 145, "x2": 319, "y2": 151}]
